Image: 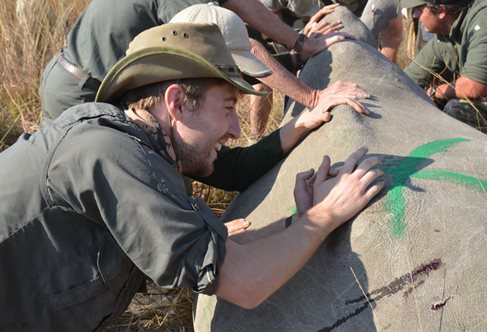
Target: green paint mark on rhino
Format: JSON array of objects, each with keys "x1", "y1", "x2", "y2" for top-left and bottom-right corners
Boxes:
[{"x1": 383, "y1": 138, "x2": 487, "y2": 238}]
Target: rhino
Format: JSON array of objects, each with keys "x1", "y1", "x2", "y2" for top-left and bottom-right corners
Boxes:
[{"x1": 193, "y1": 7, "x2": 487, "y2": 331}]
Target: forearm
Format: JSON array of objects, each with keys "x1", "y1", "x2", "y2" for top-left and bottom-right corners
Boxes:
[
  {"x1": 223, "y1": 0, "x2": 298, "y2": 49},
  {"x1": 380, "y1": 46, "x2": 399, "y2": 63},
  {"x1": 230, "y1": 214, "x2": 297, "y2": 245},
  {"x1": 216, "y1": 207, "x2": 332, "y2": 309},
  {"x1": 250, "y1": 39, "x2": 316, "y2": 107},
  {"x1": 378, "y1": 15, "x2": 403, "y2": 63},
  {"x1": 278, "y1": 116, "x2": 309, "y2": 154},
  {"x1": 433, "y1": 76, "x2": 487, "y2": 101}
]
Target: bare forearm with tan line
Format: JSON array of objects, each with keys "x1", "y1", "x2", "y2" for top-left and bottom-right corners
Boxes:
[{"x1": 215, "y1": 147, "x2": 385, "y2": 309}]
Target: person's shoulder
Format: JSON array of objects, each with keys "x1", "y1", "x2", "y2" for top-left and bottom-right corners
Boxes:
[
  {"x1": 54, "y1": 102, "x2": 125, "y2": 127},
  {"x1": 52, "y1": 103, "x2": 145, "y2": 157}
]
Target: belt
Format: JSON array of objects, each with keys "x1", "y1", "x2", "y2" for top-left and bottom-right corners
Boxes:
[{"x1": 56, "y1": 53, "x2": 101, "y2": 89}]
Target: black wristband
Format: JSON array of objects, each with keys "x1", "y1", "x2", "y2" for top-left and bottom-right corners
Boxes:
[{"x1": 292, "y1": 33, "x2": 306, "y2": 54}]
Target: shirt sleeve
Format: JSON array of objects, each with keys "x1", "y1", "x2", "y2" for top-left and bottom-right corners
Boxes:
[
  {"x1": 360, "y1": 0, "x2": 401, "y2": 37},
  {"x1": 194, "y1": 129, "x2": 284, "y2": 191},
  {"x1": 404, "y1": 38, "x2": 445, "y2": 88},
  {"x1": 48, "y1": 122, "x2": 227, "y2": 295},
  {"x1": 461, "y1": 16, "x2": 487, "y2": 85}
]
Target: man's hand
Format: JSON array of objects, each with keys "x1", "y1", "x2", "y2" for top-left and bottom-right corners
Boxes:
[
  {"x1": 296, "y1": 81, "x2": 370, "y2": 131},
  {"x1": 303, "y1": 4, "x2": 341, "y2": 36},
  {"x1": 301, "y1": 32, "x2": 355, "y2": 61},
  {"x1": 225, "y1": 219, "x2": 251, "y2": 236},
  {"x1": 300, "y1": 4, "x2": 355, "y2": 60},
  {"x1": 293, "y1": 168, "x2": 316, "y2": 217},
  {"x1": 305, "y1": 21, "x2": 344, "y2": 38},
  {"x1": 311, "y1": 80, "x2": 370, "y2": 114},
  {"x1": 311, "y1": 147, "x2": 384, "y2": 232}
]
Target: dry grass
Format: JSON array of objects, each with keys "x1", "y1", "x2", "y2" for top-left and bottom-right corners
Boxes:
[{"x1": 0, "y1": 0, "x2": 89, "y2": 148}]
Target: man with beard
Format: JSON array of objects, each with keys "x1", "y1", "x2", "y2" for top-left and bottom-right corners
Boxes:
[{"x1": 0, "y1": 23, "x2": 384, "y2": 330}]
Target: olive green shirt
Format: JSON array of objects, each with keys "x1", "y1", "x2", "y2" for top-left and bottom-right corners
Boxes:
[
  {"x1": 0, "y1": 102, "x2": 283, "y2": 331},
  {"x1": 405, "y1": 0, "x2": 487, "y2": 88},
  {"x1": 64, "y1": 0, "x2": 228, "y2": 81}
]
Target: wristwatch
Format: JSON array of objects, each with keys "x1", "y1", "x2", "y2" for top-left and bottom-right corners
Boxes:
[{"x1": 429, "y1": 85, "x2": 437, "y2": 99}]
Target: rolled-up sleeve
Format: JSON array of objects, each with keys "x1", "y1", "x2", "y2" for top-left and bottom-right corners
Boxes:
[
  {"x1": 48, "y1": 123, "x2": 227, "y2": 294},
  {"x1": 404, "y1": 39, "x2": 443, "y2": 88},
  {"x1": 461, "y1": 21, "x2": 487, "y2": 85}
]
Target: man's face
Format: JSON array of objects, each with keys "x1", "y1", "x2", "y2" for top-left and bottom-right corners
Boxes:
[
  {"x1": 413, "y1": 5, "x2": 443, "y2": 33},
  {"x1": 173, "y1": 83, "x2": 241, "y2": 177}
]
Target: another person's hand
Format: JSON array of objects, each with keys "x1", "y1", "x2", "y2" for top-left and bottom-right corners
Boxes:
[
  {"x1": 311, "y1": 80, "x2": 370, "y2": 115},
  {"x1": 300, "y1": 4, "x2": 355, "y2": 60},
  {"x1": 293, "y1": 168, "x2": 316, "y2": 217},
  {"x1": 225, "y1": 219, "x2": 251, "y2": 236},
  {"x1": 306, "y1": 21, "x2": 343, "y2": 38},
  {"x1": 301, "y1": 32, "x2": 355, "y2": 61},
  {"x1": 303, "y1": 4, "x2": 341, "y2": 36},
  {"x1": 311, "y1": 147, "x2": 384, "y2": 232},
  {"x1": 296, "y1": 81, "x2": 370, "y2": 130}
]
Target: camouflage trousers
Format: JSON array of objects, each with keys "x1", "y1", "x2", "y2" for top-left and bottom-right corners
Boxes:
[{"x1": 442, "y1": 99, "x2": 487, "y2": 134}]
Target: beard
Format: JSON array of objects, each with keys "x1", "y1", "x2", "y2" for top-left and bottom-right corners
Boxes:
[{"x1": 173, "y1": 134, "x2": 216, "y2": 177}]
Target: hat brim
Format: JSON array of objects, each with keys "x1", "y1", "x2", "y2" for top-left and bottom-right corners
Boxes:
[
  {"x1": 96, "y1": 47, "x2": 267, "y2": 103},
  {"x1": 401, "y1": 0, "x2": 428, "y2": 8},
  {"x1": 231, "y1": 50, "x2": 272, "y2": 78}
]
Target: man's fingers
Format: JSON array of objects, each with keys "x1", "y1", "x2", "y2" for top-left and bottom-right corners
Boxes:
[
  {"x1": 295, "y1": 168, "x2": 315, "y2": 185},
  {"x1": 342, "y1": 147, "x2": 368, "y2": 173},
  {"x1": 354, "y1": 156, "x2": 381, "y2": 178},
  {"x1": 322, "y1": 111, "x2": 332, "y2": 122},
  {"x1": 360, "y1": 168, "x2": 384, "y2": 187},
  {"x1": 363, "y1": 180, "x2": 385, "y2": 201},
  {"x1": 314, "y1": 155, "x2": 332, "y2": 185},
  {"x1": 324, "y1": 81, "x2": 370, "y2": 99},
  {"x1": 308, "y1": 3, "x2": 340, "y2": 26},
  {"x1": 326, "y1": 97, "x2": 369, "y2": 115},
  {"x1": 294, "y1": 168, "x2": 315, "y2": 194},
  {"x1": 324, "y1": 34, "x2": 346, "y2": 48},
  {"x1": 309, "y1": 21, "x2": 343, "y2": 36},
  {"x1": 344, "y1": 98, "x2": 368, "y2": 115},
  {"x1": 225, "y1": 219, "x2": 251, "y2": 236},
  {"x1": 328, "y1": 167, "x2": 340, "y2": 177}
]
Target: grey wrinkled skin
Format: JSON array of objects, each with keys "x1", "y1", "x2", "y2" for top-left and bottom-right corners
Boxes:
[{"x1": 193, "y1": 8, "x2": 487, "y2": 332}]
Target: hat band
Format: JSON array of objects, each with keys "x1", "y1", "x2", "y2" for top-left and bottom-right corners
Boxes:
[{"x1": 214, "y1": 64, "x2": 241, "y2": 77}]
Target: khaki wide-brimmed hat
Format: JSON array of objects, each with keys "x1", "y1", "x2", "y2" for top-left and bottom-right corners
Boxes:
[
  {"x1": 96, "y1": 23, "x2": 265, "y2": 102},
  {"x1": 170, "y1": 4, "x2": 272, "y2": 78}
]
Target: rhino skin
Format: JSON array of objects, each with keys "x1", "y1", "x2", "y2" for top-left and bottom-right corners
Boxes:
[{"x1": 193, "y1": 7, "x2": 487, "y2": 332}]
